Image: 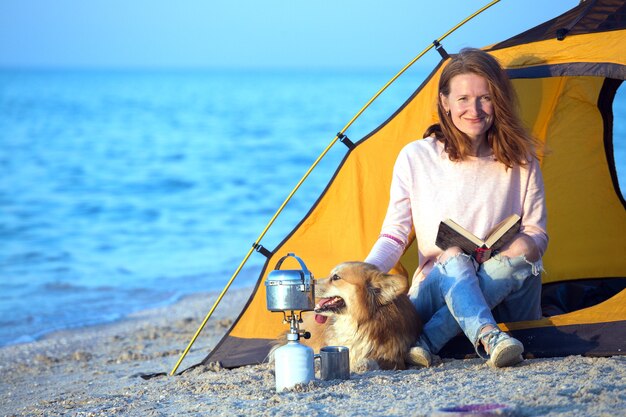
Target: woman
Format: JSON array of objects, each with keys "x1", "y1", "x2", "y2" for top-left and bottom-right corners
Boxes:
[{"x1": 365, "y1": 48, "x2": 548, "y2": 368}]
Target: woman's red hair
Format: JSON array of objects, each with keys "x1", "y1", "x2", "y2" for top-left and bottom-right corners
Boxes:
[{"x1": 427, "y1": 48, "x2": 541, "y2": 168}]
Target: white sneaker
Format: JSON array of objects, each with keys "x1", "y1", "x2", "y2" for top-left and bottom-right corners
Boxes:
[
  {"x1": 407, "y1": 340, "x2": 439, "y2": 367},
  {"x1": 481, "y1": 330, "x2": 524, "y2": 368}
]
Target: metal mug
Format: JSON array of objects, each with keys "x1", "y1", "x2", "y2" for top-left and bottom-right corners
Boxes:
[{"x1": 314, "y1": 346, "x2": 350, "y2": 381}]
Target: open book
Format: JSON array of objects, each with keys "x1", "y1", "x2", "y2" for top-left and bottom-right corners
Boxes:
[{"x1": 435, "y1": 214, "x2": 521, "y2": 263}]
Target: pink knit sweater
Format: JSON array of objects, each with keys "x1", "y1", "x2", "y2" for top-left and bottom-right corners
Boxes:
[{"x1": 366, "y1": 136, "x2": 548, "y2": 280}]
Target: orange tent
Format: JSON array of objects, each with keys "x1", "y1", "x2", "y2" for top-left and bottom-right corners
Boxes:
[{"x1": 191, "y1": 0, "x2": 626, "y2": 369}]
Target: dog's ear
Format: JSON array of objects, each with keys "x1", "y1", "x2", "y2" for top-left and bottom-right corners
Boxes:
[{"x1": 369, "y1": 270, "x2": 408, "y2": 305}]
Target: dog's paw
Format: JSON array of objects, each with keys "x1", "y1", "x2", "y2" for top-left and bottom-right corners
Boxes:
[{"x1": 353, "y1": 358, "x2": 380, "y2": 373}]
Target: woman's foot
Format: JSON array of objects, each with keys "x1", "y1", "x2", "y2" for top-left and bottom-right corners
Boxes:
[
  {"x1": 479, "y1": 329, "x2": 524, "y2": 368},
  {"x1": 407, "y1": 339, "x2": 440, "y2": 367}
]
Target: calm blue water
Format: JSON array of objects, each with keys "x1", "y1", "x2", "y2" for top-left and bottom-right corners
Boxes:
[
  {"x1": 1, "y1": 69, "x2": 624, "y2": 347},
  {"x1": 0, "y1": 69, "x2": 425, "y2": 345}
]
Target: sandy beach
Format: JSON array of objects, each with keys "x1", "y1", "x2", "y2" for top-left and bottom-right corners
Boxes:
[{"x1": 1, "y1": 287, "x2": 624, "y2": 417}]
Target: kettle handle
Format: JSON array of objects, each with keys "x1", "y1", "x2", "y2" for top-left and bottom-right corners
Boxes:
[{"x1": 273, "y1": 253, "x2": 312, "y2": 277}]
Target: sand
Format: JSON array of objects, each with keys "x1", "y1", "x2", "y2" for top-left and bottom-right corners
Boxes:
[{"x1": 1, "y1": 287, "x2": 625, "y2": 417}]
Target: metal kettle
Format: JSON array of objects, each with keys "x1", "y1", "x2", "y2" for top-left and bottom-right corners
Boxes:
[{"x1": 265, "y1": 253, "x2": 315, "y2": 312}]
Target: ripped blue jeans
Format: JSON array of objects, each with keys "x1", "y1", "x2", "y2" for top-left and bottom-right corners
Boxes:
[{"x1": 408, "y1": 254, "x2": 542, "y2": 355}]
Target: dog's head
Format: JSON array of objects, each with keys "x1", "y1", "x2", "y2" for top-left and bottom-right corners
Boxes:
[{"x1": 313, "y1": 262, "x2": 409, "y2": 324}]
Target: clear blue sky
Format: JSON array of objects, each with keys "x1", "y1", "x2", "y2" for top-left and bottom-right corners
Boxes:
[{"x1": 0, "y1": 0, "x2": 580, "y2": 70}]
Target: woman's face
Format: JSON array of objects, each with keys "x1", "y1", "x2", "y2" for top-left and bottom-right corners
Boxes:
[{"x1": 441, "y1": 73, "x2": 494, "y2": 143}]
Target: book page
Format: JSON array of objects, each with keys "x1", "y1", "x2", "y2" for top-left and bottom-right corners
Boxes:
[
  {"x1": 435, "y1": 221, "x2": 483, "y2": 254},
  {"x1": 442, "y1": 219, "x2": 484, "y2": 246},
  {"x1": 484, "y1": 214, "x2": 521, "y2": 249}
]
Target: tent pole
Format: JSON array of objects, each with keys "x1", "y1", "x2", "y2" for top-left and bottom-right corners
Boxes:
[
  {"x1": 168, "y1": 246, "x2": 255, "y2": 375},
  {"x1": 337, "y1": 0, "x2": 502, "y2": 132},
  {"x1": 169, "y1": 0, "x2": 501, "y2": 376}
]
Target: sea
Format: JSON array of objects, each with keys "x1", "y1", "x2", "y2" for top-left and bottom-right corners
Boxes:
[{"x1": 1, "y1": 69, "x2": 624, "y2": 347}]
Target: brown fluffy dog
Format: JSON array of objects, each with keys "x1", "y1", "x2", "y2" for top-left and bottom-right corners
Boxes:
[{"x1": 301, "y1": 262, "x2": 422, "y2": 371}]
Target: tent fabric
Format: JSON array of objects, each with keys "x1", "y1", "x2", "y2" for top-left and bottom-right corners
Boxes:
[
  {"x1": 490, "y1": 0, "x2": 626, "y2": 49},
  {"x1": 201, "y1": 0, "x2": 626, "y2": 369}
]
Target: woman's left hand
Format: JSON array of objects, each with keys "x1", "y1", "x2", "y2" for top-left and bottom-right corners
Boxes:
[{"x1": 498, "y1": 233, "x2": 540, "y2": 262}]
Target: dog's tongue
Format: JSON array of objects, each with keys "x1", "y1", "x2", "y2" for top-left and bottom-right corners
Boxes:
[
  {"x1": 314, "y1": 314, "x2": 327, "y2": 324},
  {"x1": 314, "y1": 298, "x2": 332, "y2": 324}
]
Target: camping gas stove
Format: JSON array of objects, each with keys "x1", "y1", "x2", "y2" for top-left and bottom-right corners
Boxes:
[
  {"x1": 265, "y1": 252, "x2": 315, "y2": 334},
  {"x1": 265, "y1": 253, "x2": 315, "y2": 391}
]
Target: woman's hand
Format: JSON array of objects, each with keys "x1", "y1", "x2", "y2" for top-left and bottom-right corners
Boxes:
[{"x1": 498, "y1": 233, "x2": 540, "y2": 262}]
